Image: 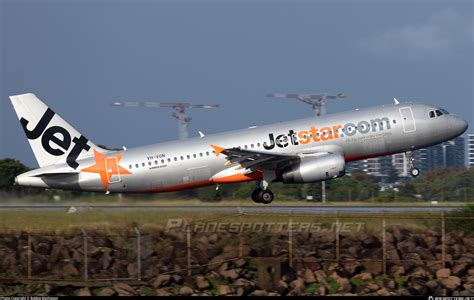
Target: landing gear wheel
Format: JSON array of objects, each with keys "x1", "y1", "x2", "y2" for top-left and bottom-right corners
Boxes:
[
  {"x1": 251, "y1": 188, "x2": 262, "y2": 203},
  {"x1": 410, "y1": 168, "x2": 420, "y2": 177},
  {"x1": 259, "y1": 189, "x2": 274, "y2": 204},
  {"x1": 405, "y1": 151, "x2": 420, "y2": 178}
]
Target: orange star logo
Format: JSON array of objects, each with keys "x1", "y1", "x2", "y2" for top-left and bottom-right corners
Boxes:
[{"x1": 81, "y1": 149, "x2": 132, "y2": 190}]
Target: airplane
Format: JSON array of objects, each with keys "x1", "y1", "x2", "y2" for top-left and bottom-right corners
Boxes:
[{"x1": 10, "y1": 93, "x2": 468, "y2": 204}]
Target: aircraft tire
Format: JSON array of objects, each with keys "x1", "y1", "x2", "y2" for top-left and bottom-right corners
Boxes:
[
  {"x1": 251, "y1": 188, "x2": 262, "y2": 203},
  {"x1": 259, "y1": 189, "x2": 274, "y2": 204},
  {"x1": 410, "y1": 168, "x2": 420, "y2": 177}
]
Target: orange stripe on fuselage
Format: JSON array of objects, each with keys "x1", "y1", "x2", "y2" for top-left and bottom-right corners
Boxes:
[
  {"x1": 211, "y1": 170, "x2": 263, "y2": 184},
  {"x1": 145, "y1": 170, "x2": 263, "y2": 193}
]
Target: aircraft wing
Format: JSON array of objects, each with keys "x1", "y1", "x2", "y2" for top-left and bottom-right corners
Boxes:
[
  {"x1": 210, "y1": 144, "x2": 300, "y2": 170},
  {"x1": 210, "y1": 144, "x2": 345, "y2": 171}
]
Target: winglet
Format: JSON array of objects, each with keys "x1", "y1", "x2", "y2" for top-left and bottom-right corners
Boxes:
[
  {"x1": 210, "y1": 144, "x2": 225, "y2": 156},
  {"x1": 393, "y1": 98, "x2": 400, "y2": 105}
]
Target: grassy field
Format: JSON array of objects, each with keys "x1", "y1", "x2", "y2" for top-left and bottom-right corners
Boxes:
[
  {"x1": 1, "y1": 195, "x2": 470, "y2": 235},
  {"x1": 1, "y1": 195, "x2": 471, "y2": 207},
  {"x1": 53, "y1": 200, "x2": 474, "y2": 207},
  {"x1": 0, "y1": 208, "x2": 454, "y2": 235}
]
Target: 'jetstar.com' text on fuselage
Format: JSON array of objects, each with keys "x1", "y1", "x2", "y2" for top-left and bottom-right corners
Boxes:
[{"x1": 262, "y1": 117, "x2": 392, "y2": 149}]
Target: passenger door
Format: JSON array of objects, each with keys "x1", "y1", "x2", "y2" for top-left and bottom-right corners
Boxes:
[{"x1": 399, "y1": 107, "x2": 416, "y2": 133}]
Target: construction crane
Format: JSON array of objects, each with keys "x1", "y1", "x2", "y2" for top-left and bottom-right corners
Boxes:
[
  {"x1": 266, "y1": 93, "x2": 346, "y2": 117},
  {"x1": 266, "y1": 92, "x2": 347, "y2": 203},
  {"x1": 111, "y1": 101, "x2": 220, "y2": 140}
]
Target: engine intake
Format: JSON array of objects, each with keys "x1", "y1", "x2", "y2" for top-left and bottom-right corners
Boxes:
[{"x1": 282, "y1": 154, "x2": 345, "y2": 183}]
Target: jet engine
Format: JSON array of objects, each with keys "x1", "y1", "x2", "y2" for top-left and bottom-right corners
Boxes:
[{"x1": 281, "y1": 154, "x2": 345, "y2": 183}]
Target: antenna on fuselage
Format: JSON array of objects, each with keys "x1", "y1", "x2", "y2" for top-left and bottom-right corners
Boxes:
[
  {"x1": 266, "y1": 93, "x2": 346, "y2": 116},
  {"x1": 111, "y1": 101, "x2": 220, "y2": 140}
]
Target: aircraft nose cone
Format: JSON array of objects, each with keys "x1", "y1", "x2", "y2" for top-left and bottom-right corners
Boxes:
[
  {"x1": 457, "y1": 117, "x2": 468, "y2": 134},
  {"x1": 451, "y1": 116, "x2": 468, "y2": 136}
]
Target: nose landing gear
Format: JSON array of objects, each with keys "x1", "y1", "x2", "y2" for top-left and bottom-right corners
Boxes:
[{"x1": 405, "y1": 151, "x2": 420, "y2": 177}]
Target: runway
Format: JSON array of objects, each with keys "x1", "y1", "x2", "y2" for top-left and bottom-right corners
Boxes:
[{"x1": 0, "y1": 205, "x2": 464, "y2": 214}]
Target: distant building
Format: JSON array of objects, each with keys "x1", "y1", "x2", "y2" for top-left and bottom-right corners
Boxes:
[
  {"x1": 422, "y1": 136, "x2": 465, "y2": 170},
  {"x1": 392, "y1": 153, "x2": 409, "y2": 177},
  {"x1": 468, "y1": 134, "x2": 474, "y2": 168},
  {"x1": 345, "y1": 160, "x2": 365, "y2": 175},
  {"x1": 348, "y1": 136, "x2": 466, "y2": 178},
  {"x1": 347, "y1": 156, "x2": 395, "y2": 179}
]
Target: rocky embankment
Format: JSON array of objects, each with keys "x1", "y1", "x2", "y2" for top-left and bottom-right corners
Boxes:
[{"x1": 0, "y1": 226, "x2": 473, "y2": 296}]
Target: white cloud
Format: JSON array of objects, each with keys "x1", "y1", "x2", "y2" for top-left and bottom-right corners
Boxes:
[{"x1": 362, "y1": 8, "x2": 474, "y2": 58}]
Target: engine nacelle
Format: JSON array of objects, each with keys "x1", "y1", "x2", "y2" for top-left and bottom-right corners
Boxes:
[{"x1": 282, "y1": 154, "x2": 345, "y2": 183}]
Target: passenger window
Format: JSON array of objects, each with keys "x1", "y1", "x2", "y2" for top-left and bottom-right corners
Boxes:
[
  {"x1": 167, "y1": 158, "x2": 171, "y2": 162},
  {"x1": 257, "y1": 143, "x2": 261, "y2": 147},
  {"x1": 154, "y1": 160, "x2": 158, "y2": 165},
  {"x1": 161, "y1": 159, "x2": 165, "y2": 164},
  {"x1": 142, "y1": 163, "x2": 145, "y2": 167},
  {"x1": 244, "y1": 145, "x2": 248, "y2": 149},
  {"x1": 148, "y1": 162, "x2": 151, "y2": 166},
  {"x1": 436, "y1": 110, "x2": 443, "y2": 117},
  {"x1": 135, "y1": 164, "x2": 139, "y2": 168},
  {"x1": 392, "y1": 120, "x2": 396, "y2": 124},
  {"x1": 187, "y1": 155, "x2": 190, "y2": 159},
  {"x1": 174, "y1": 157, "x2": 177, "y2": 161},
  {"x1": 251, "y1": 144, "x2": 254, "y2": 148},
  {"x1": 193, "y1": 154, "x2": 196, "y2": 158},
  {"x1": 180, "y1": 156, "x2": 184, "y2": 160},
  {"x1": 129, "y1": 165, "x2": 132, "y2": 169},
  {"x1": 200, "y1": 153, "x2": 203, "y2": 157},
  {"x1": 206, "y1": 151, "x2": 210, "y2": 156},
  {"x1": 429, "y1": 111, "x2": 435, "y2": 118}
]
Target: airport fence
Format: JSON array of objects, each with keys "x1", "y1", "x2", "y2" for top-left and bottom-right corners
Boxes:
[{"x1": 0, "y1": 211, "x2": 473, "y2": 284}]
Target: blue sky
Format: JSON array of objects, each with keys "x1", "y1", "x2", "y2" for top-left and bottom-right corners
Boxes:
[{"x1": 1, "y1": 0, "x2": 473, "y2": 167}]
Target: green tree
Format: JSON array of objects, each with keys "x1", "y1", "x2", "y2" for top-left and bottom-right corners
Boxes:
[
  {"x1": 412, "y1": 167, "x2": 474, "y2": 201},
  {"x1": 0, "y1": 158, "x2": 30, "y2": 192}
]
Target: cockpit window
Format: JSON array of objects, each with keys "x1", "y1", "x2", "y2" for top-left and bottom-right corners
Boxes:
[
  {"x1": 440, "y1": 109, "x2": 449, "y2": 115},
  {"x1": 429, "y1": 111, "x2": 435, "y2": 118},
  {"x1": 435, "y1": 110, "x2": 443, "y2": 117}
]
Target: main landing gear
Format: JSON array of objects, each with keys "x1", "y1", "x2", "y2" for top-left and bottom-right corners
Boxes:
[
  {"x1": 405, "y1": 151, "x2": 420, "y2": 178},
  {"x1": 251, "y1": 172, "x2": 276, "y2": 204},
  {"x1": 251, "y1": 188, "x2": 274, "y2": 204}
]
